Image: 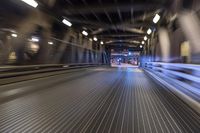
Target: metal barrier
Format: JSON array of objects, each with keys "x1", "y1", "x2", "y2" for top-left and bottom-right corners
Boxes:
[
  {"x1": 0, "y1": 63, "x2": 106, "y2": 78},
  {"x1": 0, "y1": 63, "x2": 106, "y2": 85},
  {"x1": 145, "y1": 62, "x2": 200, "y2": 101}
]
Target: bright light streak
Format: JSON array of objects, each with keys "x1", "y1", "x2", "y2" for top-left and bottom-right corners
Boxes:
[
  {"x1": 62, "y1": 19, "x2": 72, "y2": 27},
  {"x1": 100, "y1": 41, "x2": 104, "y2": 45},
  {"x1": 142, "y1": 41, "x2": 145, "y2": 44},
  {"x1": 20, "y1": 0, "x2": 38, "y2": 8},
  {"x1": 153, "y1": 14, "x2": 160, "y2": 24},
  {"x1": 31, "y1": 37, "x2": 39, "y2": 42},
  {"x1": 144, "y1": 36, "x2": 148, "y2": 41},
  {"x1": 93, "y1": 37, "x2": 98, "y2": 41},
  {"x1": 147, "y1": 28, "x2": 152, "y2": 35},
  {"x1": 48, "y1": 42, "x2": 53, "y2": 45},
  {"x1": 82, "y1": 30, "x2": 88, "y2": 36},
  {"x1": 11, "y1": 33, "x2": 17, "y2": 38}
]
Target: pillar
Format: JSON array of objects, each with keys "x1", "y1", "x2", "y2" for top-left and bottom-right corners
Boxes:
[
  {"x1": 158, "y1": 28, "x2": 171, "y2": 62},
  {"x1": 178, "y1": 11, "x2": 200, "y2": 63}
]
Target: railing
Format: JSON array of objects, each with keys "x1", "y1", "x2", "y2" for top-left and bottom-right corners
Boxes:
[
  {"x1": 145, "y1": 62, "x2": 200, "y2": 101},
  {"x1": 144, "y1": 62, "x2": 200, "y2": 113},
  {"x1": 0, "y1": 63, "x2": 107, "y2": 77},
  {"x1": 0, "y1": 63, "x2": 106, "y2": 85}
]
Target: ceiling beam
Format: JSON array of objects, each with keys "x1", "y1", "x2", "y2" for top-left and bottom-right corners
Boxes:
[
  {"x1": 105, "y1": 40, "x2": 141, "y2": 44},
  {"x1": 105, "y1": 42, "x2": 139, "y2": 47},
  {"x1": 92, "y1": 26, "x2": 144, "y2": 35},
  {"x1": 64, "y1": 4, "x2": 163, "y2": 15},
  {"x1": 66, "y1": 18, "x2": 109, "y2": 27},
  {"x1": 91, "y1": 21, "x2": 150, "y2": 35},
  {"x1": 96, "y1": 34, "x2": 142, "y2": 37}
]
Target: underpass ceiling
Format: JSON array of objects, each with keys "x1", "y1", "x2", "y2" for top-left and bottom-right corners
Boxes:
[
  {"x1": 0, "y1": 0, "x2": 173, "y2": 49},
  {"x1": 53, "y1": 0, "x2": 172, "y2": 47}
]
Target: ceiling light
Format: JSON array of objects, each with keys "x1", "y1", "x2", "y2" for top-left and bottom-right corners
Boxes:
[
  {"x1": 93, "y1": 37, "x2": 98, "y2": 41},
  {"x1": 153, "y1": 14, "x2": 160, "y2": 24},
  {"x1": 140, "y1": 45, "x2": 143, "y2": 48},
  {"x1": 48, "y1": 42, "x2": 53, "y2": 45},
  {"x1": 144, "y1": 36, "x2": 148, "y2": 41},
  {"x1": 100, "y1": 41, "x2": 104, "y2": 45},
  {"x1": 89, "y1": 38, "x2": 93, "y2": 41},
  {"x1": 62, "y1": 19, "x2": 72, "y2": 27},
  {"x1": 20, "y1": 0, "x2": 38, "y2": 8},
  {"x1": 11, "y1": 33, "x2": 17, "y2": 38},
  {"x1": 142, "y1": 41, "x2": 145, "y2": 44},
  {"x1": 147, "y1": 28, "x2": 152, "y2": 35},
  {"x1": 82, "y1": 30, "x2": 88, "y2": 36},
  {"x1": 31, "y1": 37, "x2": 39, "y2": 42}
]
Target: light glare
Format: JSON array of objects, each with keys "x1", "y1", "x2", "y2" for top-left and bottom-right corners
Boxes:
[
  {"x1": 153, "y1": 14, "x2": 160, "y2": 24},
  {"x1": 31, "y1": 37, "x2": 39, "y2": 42},
  {"x1": 147, "y1": 28, "x2": 152, "y2": 35},
  {"x1": 62, "y1": 19, "x2": 72, "y2": 27},
  {"x1": 11, "y1": 33, "x2": 17, "y2": 38},
  {"x1": 82, "y1": 31, "x2": 88, "y2": 36},
  {"x1": 142, "y1": 41, "x2": 145, "y2": 44},
  {"x1": 144, "y1": 36, "x2": 148, "y2": 41},
  {"x1": 48, "y1": 42, "x2": 53, "y2": 45},
  {"x1": 93, "y1": 37, "x2": 98, "y2": 41},
  {"x1": 21, "y1": 0, "x2": 38, "y2": 8}
]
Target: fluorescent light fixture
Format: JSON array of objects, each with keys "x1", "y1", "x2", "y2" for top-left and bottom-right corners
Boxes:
[
  {"x1": 147, "y1": 28, "x2": 152, "y2": 35},
  {"x1": 144, "y1": 36, "x2": 148, "y2": 41},
  {"x1": 153, "y1": 14, "x2": 160, "y2": 24},
  {"x1": 142, "y1": 41, "x2": 145, "y2": 44},
  {"x1": 11, "y1": 33, "x2": 17, "y2": 38},
  {"x1": 48, "y1": 41, "x2": 53, "y2": 45},
  {"x1": 93, "y1": 37, "x2": 98, "y2": 41},
  {"x1": 140, "y1": 45, "x2": 143, "y2": 48},
  {"x1": 82, "y1": 30, "x2": 88, "y2": 36},
  {"x1": 100, "y1": 41, "x2": 104, "y2": 45},
  {"x1": 62, "y1": 19, "x2": 72, "y2": 27},
  {"x1": 31, "y1": 37, "x2": 39, "y2": 42},
  {"x1": 21, "y1": 0, "x2": 38, "y2": 8}
]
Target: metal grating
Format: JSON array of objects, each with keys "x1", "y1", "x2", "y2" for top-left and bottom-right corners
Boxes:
[{"x1": 0, "y1": 67, "x2": 199, "y2": 132}]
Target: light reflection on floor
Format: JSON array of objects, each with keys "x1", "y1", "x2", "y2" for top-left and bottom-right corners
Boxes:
[
  {"x1": 111, "y1": 63, "x2": 142, "y2": 72},
  {"x1": 111, "y1": 63, "x2": 138, "y2": 68}
]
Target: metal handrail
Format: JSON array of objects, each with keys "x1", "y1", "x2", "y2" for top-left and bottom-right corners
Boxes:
[
  {"x1": 0, "y1": 63, "x2": 106, "y2": 78},
  {"x1": 147, "y1": 62, "x2": 200, "y2": 72},
  {"x1": 144, "y1": 62, "x2": 200, "y2": 98}
]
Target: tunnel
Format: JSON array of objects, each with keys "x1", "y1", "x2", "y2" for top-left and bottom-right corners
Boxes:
[{"x1": 0, "y1": 0, "x2": 200, "y2": 132}]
